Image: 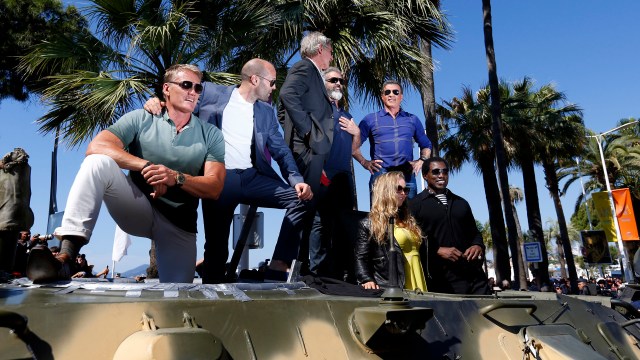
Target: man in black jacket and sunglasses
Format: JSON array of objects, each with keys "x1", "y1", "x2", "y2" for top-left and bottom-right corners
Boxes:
[{"x1": 410, "y1": 157, "x2": 490, "y2": 295}]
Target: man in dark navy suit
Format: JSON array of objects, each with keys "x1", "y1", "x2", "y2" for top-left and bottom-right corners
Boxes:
[
  {"x1": 146, "y1": 59, "x2": 312, "y2": 284},
  {"x1": 279, "y1": 31, "x2": 335, "y2": 196},
  {"x1": 279, "y1": 32, "x2": 335, "y2": 273}
]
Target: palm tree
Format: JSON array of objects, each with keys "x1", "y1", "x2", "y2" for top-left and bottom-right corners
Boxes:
[
  {"x1": 560, "y1": 128, "x2": 640, "y2": 210},
  {"x1": 478, "y1": 220, "x2": 492, "y2": 274},
  {"x1": 505, "y1": 78, "x2": 583, "y2": 289},
  {"x1": 286, "y1": 0, "x2": 454, "y2": 110},
  {"x1": 502, "y1": 78, "x2": 549, "y2": 288},
  {"x1": 0, "y1": 0, "x2": 86, "y2": 103},
  {"x1": 508, "y1": 185, "x2": 528, "y2": 289},
  {"x1": 417, "y1": 0, "x2": 444, "y2": 156},
  {"x1": 481, "y1": 0, "x2": 521, "y2": 288},
  {"x1": 539, "y1": 112, "x2": 584, "y2": 293},
  {"x1": 545, "y1": 219, "x2": 580, "y2": 279},
  {"x1": 438, "y1": 85, "x2": 511, "y2": 284},
  {"x1": 19, "y1": 0, "x2": 250, "y2": 146},
  {"x1": 19, "y1": 0, "x2": 455, "y2": 144}
]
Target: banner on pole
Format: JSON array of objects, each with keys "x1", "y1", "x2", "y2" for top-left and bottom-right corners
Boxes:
[
  {"x1": 611, "y1": 188, "x2": 640, "y2": 241},
  {"x1": 580, "y1": 230, "x2": 612, "y2": 264},
  {"x1": 592, "y1": 191, "x2": 617, "y2": 243}
]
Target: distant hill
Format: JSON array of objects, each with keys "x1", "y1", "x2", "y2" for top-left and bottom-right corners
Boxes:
[{"x1": 120, "y1": 264, "x2": 148, "y2": 278}]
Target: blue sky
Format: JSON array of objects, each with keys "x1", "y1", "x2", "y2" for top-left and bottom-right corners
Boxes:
[{"x1": 2, "y1": 1, "x2": 639, "y2": 274}]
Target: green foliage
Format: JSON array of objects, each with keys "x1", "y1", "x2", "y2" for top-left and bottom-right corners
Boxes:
[
  {"x1": 0, "y1": 0, "x2": 86, "y2": 102},
  {"x1": 570, "y1": 200, "x2": 600, "y2": 231},
  {"x1": 559, "y1": 118, "x2": 640, "y2": 209},
  {"x1": 609, "y1": 245, "x2": 618, "y2": 264},
  {"x1": 17, "y1": 0, "x2": 453, "y2": 147},
  {"x1": 478, "y1": 220, "x2": 492, "y2": 249},
  {"x1": 19, "y1": 0, "x2": 243, "y2": 146},
  {"x1": 232, "y1": 0, "x2": 454, "y2": 109}
]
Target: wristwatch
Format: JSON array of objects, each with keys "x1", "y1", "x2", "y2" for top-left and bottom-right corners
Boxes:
[
  {"x1": 419, "y1": 156, "x2": 429, "y2": 161},
  {"x1": 175, "y1": 171, "x2": 186, "y2": 187}
]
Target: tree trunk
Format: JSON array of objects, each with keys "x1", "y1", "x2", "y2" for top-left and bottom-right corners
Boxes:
[
  {"x1": 482, "y1": 0, "x2": 522, "y2": 288},
  {"x1": 478, "y1": 154, "x2": 510, "y2": 283},
  {"x1": 543, "y1": 160, "x2": 579, "y2": 293},
  {"x1": 419, "y1": 39, "x2": 439, "y2": 156},
  {"x1": 556, "y1": 237, "x2": 567, "y2": 279},
  {"x1": 147, "y1": 240, "x2": 158, "y2": 278},
  {"x1": 509, "y1": 195, "x2": 529, "y2": 289},
  {"x1": 521, "y1": 158, "x2": 550, "y2": 288}
]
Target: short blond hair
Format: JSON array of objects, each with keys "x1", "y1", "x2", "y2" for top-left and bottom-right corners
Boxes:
[{"x1": 164, "y1": 64, "x2": 202, "y2": 83}]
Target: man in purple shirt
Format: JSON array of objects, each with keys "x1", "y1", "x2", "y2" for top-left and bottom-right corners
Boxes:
[{"x1": 353, "y1": 80, "x2": 432, "y2": 202}]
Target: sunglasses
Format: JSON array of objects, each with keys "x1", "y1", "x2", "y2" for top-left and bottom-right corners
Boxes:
[
  {"x1": 255, "y1": 74, "x2": 277, "y2": 87},
  {"x1": 430, "y1": 168, "x2": 449, "y2": 175},
  {"x1": 384, "y1": 89, "x2": 401, "y2": 96},
  {"x1": 326, "y1": 77, "x2": 345, "y2": 85},
  {"x1": 396, "y1": 185, "x2": 410, "y2": 194},
  {"x1": 167, "y1": 80, "x2": 203, "y2": 94}
]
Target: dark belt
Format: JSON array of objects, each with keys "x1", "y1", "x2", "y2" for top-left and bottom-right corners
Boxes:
[{"x1": 386, "y1": 162, "x2": 413, "y2": 179}]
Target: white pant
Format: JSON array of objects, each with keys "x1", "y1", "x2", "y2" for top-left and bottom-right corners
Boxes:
[{"x1": 55, "y1": 154, "x2": 196, "y2": 283}]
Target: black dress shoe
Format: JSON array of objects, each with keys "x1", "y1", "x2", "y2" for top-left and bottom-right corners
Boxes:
[
  {"x1": 264, "y1": 268, "x2": 288, "y2": 282},
  {"x1": 26, "y1": 246, "x2": 71, "y2": 283}
]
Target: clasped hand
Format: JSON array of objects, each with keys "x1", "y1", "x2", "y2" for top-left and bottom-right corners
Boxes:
[
  {"x1": 141, "y1": 164, "x2": 176, "y2": 199},
  {"x1": 437, "y1": 245, "x2": 483, "y2": 262}
]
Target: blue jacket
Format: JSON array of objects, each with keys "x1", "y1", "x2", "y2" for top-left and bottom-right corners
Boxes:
[{"x1": 195, "y1": 83, "x2": 304, "y2": 186}]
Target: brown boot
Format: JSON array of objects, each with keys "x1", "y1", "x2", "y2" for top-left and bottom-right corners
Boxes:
[{"x1": 26, "y1": 246, "x2": 73, "y2": 283}]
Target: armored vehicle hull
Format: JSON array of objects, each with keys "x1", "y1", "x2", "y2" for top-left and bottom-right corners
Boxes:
[{"x1": 1, "y1": 279, "x2": 639, "y2": 359}]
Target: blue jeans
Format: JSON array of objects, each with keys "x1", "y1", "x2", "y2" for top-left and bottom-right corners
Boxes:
[
  {"x1": 201, "y1": 168, "x2": 310, "y2": 283},
  {"x1": 369, "y1": 168, "x2": 417, "y2": 206}
]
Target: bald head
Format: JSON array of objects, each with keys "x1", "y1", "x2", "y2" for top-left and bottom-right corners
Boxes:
[
  {"x1": 239, "y1": 58, "x2": 277, "y2": 103},
  {"x1": 241, "y1": 59, "x2": 273, "y2": 81}
]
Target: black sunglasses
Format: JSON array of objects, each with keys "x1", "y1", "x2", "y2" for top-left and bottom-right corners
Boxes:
[
  {"x1": 255, "y1": 74, "x2": 277, "y2": 87},
  {"x1": 168, "y1": 80, "x2": 203, "y2": 94},
  {"x1": 396, "y1": 185, "x2": 410, "y2": 194},
  {"x1": 431, "y1": 168, "x2": 449, "y2": 175},
  {"x1": 384, "y1": 89, "x2": 401, "y2": 96},
  {"x1": 326, "y1": 77, "x2": 345, "y2": 85}
]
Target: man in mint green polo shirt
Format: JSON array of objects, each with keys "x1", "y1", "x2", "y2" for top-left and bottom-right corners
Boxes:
[{"x1": 26, "y1": 64, "x2": 226, "y2": 283}]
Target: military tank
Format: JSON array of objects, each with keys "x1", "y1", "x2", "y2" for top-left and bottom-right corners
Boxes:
[{"x1": 2, "y1": 274, "x2": 640, "y2": 360}]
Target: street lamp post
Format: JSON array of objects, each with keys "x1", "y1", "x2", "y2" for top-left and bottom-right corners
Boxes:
[{"x1": 587, "y1": 120, "x2": 639, "y2": 283}]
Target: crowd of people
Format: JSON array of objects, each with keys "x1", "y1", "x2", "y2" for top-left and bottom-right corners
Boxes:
[
  {"x1": 487, "y1": 275, "x2": 625, "y2": 298},
  {"x1": 5, "y1": 229, "x2": 109, "y2": 279},
  {"x1": 1, "y1": 30, "x2": 534, "y2": 296}
]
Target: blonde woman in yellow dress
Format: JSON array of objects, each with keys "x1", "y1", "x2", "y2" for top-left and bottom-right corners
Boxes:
[{"x1": 354, "y1": 171, "x2": 427, "y2": 291}]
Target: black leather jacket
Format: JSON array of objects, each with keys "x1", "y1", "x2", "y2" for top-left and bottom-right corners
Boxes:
[{"x1": 354, "y1": 218, "x2": 405, "y2": 288}]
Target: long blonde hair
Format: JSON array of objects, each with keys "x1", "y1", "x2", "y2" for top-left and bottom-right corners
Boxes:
[{"x1": 368, "y1": 172, "x2": 422, "y2": 244}]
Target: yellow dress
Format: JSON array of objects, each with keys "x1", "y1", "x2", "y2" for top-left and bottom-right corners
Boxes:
[{"x1": 394, "y1": 226, "x2": 427, "y2": 292}]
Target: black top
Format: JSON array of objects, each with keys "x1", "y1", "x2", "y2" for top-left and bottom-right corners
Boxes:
[
  {"x1": 409, "y1": 189, "x2": 485, "y2": 277},
  {"x1": 354, "y1": 218, "x2": 406, "y2": 288}
]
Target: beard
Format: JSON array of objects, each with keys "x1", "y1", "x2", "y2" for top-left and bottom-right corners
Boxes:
[{"x1": 330, "y1": 90, "x2": 343, "y2": 101}]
